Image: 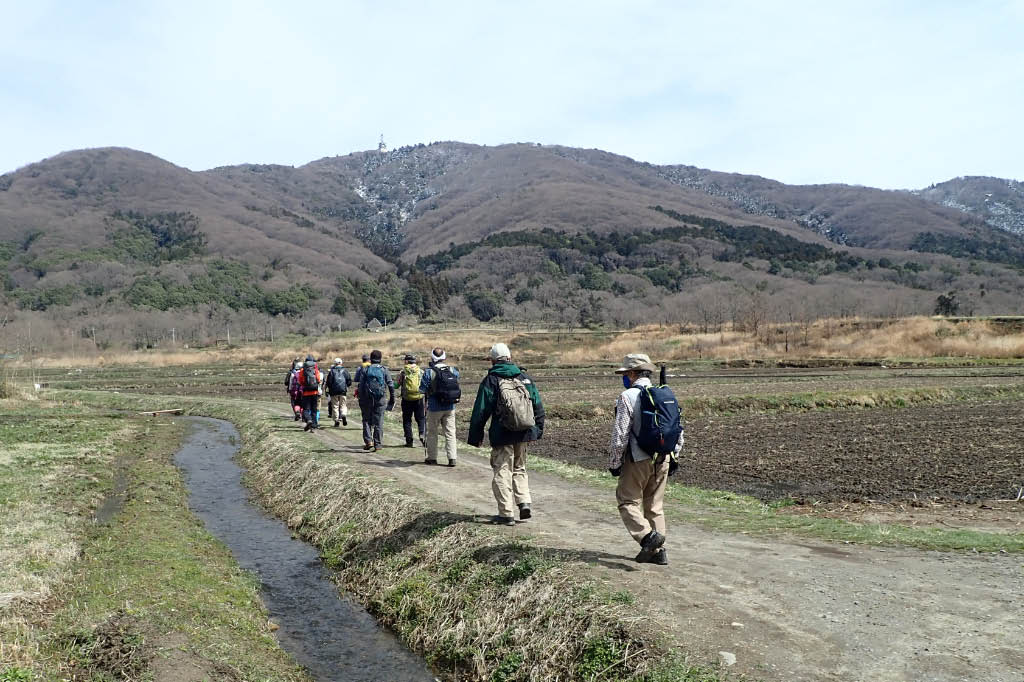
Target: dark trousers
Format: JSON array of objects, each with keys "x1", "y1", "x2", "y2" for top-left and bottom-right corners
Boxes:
[
  {"x1": 301, "y1": 395, "x2": 320, "y2": 426},
  {"x1": 402, "y1": 399, "x2": 426, "y2": 443},
  {"x1": 360, "y1": 400, "x2": 386, "y2": 445}
]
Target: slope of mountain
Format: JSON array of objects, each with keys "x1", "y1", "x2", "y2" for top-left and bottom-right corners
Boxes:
[
  {"x1": 913, "y1": 176, "x2": 1024, "y2": 237},
  {"x1": 1, "y1": 142, "x2": 1022, "y2": 350}
]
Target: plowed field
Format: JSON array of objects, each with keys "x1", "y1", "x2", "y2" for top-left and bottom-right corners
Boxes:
[{"x1": 534, "y1": 400, "x2": 1024, "y2": 503}]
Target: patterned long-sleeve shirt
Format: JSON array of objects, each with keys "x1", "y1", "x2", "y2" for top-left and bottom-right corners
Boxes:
[{"x1": 609, "y1": 377, "x2": 684, "y2": 469}]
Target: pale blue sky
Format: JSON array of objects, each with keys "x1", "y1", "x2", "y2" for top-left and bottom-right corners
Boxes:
[{"x1": 2, "y1": 0, "x2": 1022, "y2": 188}]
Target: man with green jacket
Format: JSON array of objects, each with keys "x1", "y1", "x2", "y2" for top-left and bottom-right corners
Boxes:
[{"x1": 468, "y1": 342, "x2": 545, "y2": 526}]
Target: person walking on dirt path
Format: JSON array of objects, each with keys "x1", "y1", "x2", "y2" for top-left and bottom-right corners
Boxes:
[
  {"x1": 357, "y1": 349, "x2": 395, "y2": 451},
  {"x1": 398, "y1": 354, "x2": 427, "y2": 447},
  {"x1": 287, "y1": 358, "x2": 302, "y2": 421},
  {"x1": 420, "y1": 347, "x2": 461, "y2": 466},
  {"x1": 468, "y1": 342, "x2": 544, "y2": 526},
  {"x1": 299, "y1": 354, "x2": 323, "y2": 432},
  {"x1": 609, "y1": 353, "x2": 684, "y2": 565},
  {"x1": 325, "y1": 358, "x2": 352, "y2": 427}
]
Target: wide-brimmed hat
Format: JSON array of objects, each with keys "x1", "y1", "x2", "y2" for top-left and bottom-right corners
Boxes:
[{"x1": 614, "y1": 353, "x2": 658, "y2": 374}]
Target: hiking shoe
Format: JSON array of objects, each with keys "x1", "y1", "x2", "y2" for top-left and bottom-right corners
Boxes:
[
  {"x1": 373, "y1": 444, "x2": 380, "y2": 452},
  {"x1": 447, "y1": 460, "x2": 456, "y2": 467},
  {"x1": 420, "y1": 437, "x2": 426, "y2": 447},
  {"x1": 363, "y1": 442, "x2": 372, "y2": 451},
  {"x1": 293, "y1": 413, "x2": 301, "y2": 421},
  {"x1": 635, "y1": 530, "x2": 666, "y2": 563},
  {"x1": 491, "y1": 516, "x2": 516, "y2": 526},
  {"x1": 334, "y1": 420, "x2": 340, "y2": 427},
  {"x1": 304, "y1": 422, "x2": 312, "y2": 432},
  {"x1": 341, "y1": 416, "x2": 347, "y2": 426},
  {"x1": 424, "y1": 459, "x2": 438, "y2": 465},
  {"x1": 405, "y1": 440, "x2": 414, "y2": 448},
  {"x1": 652, "y1": 548, "x2": 668, "y2": 566},
  {"x1": 518, "y1": 503, "x2": 532, "y2": 521}
]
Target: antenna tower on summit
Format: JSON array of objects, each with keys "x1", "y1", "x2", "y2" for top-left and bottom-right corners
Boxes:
[{"x1": 378, "y1": 134, "x2": 387, "y2": 153}]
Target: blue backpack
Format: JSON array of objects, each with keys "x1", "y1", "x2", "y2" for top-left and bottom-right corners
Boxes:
[
  {"x1": 635, "y1": 385, "x2": 683, "y2": 457},
  {"x1": 361, "y1": 364, "x2": 387, "y2": 401}
]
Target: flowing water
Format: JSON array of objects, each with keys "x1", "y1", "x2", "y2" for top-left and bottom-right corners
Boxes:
[{"x1": 174, "y1": 417, "x2": 435, "y2": 681}]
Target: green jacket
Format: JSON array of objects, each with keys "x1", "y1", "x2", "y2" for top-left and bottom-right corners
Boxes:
[{"x1": 468, "y1": 362, "x2": 545, "y2": 447}]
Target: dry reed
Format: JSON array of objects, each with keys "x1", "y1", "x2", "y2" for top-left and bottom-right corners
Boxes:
[{"x1": 19, "y1": 317, "x2": 1024, "y2": 369}]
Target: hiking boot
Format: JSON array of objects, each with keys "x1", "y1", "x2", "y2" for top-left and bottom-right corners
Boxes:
[
  {"x1": 341, "y1": 416, "x2": 347, "y2": 426},
  {"x1": 405, "y1": 439, "x2": 414, "y2": 448},
  {"x1": 424, "y1": 459, "x2": 438, "y2": 465},
  {"x1": 447, "y1": 460, "x2": 456, "y2": 467},
  {"x1": 334, "y1": 420, "x2": 340, "y2": 428},
  {"x1": 419, "y1": 437, "x2": 426, "y2": 447},
  {"x1": 293, "y1": 413, "x2": 301, "y2": 421},
  {"x1": 363, "y1": 442, "x2": 372, "y2": 451},
  {"x1": 304, "y1": 422, "x2": 312, "y2": 432},
  {"x1": 518, "y1": 503, "x2": 532, "y2": 521},
  {"x1": 635, "y1": 530, "x2": 666, "y2": 563},
  {"x1": 491, "y1": 516, "x2": 516, "y2": 526},
  {"x1": 373, "y1": 444, "x2": 380, "y2": 452},
  {"x1": 652, "y1": 548, "x2": 668, "y2": 566}
]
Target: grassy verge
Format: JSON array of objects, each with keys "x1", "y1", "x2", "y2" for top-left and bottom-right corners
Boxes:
[
  {"x1": 544, "y1": 384, "x2": 1024, "y2": 421},
  {"x1": 60, "y1": 390, "x2": 727, "y2": 681},
  {"x1": 0, "y1": 400, "x2": 308, "y2": 681}
]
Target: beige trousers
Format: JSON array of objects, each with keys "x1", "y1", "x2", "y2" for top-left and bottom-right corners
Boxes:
[
  {"x1": 491, "y1": 442, "x2": 531, "y2": 518},
  {"x1": 329, "y1": 394, "x2": 348, "y2": 418},
  {"x1": 425, "y1": 409, "x2": 457, "y2": 463},
  {"x1": 615, "y1": 454, "x2": 670, "y2": 543}
]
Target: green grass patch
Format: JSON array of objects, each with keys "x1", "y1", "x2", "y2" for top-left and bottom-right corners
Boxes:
[{"x1": 0, "y1": 402, "x2": 308, "y2": 681}]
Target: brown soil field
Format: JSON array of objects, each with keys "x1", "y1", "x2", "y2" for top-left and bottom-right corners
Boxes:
[{"x1": 535, "y1": 400, "x2": 1024, "y2": 502}]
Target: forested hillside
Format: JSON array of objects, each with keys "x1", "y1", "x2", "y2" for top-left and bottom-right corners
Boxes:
[{"x1": 1, "y1": 142, "x2": 1022, "y2": 351}]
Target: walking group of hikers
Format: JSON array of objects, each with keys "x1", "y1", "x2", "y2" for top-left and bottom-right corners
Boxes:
[{"x1": 285, "y1": 345, "x2": 683, "y2": 566}]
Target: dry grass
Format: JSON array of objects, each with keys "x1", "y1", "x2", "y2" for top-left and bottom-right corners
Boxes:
[{"x1": 17, "y1": 317, "x2": 1024, "y2": 371}]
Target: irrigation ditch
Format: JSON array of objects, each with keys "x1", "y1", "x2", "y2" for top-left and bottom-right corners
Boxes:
[{"x1": 174, "y1": 416, "x2": 435, "y2": 682}]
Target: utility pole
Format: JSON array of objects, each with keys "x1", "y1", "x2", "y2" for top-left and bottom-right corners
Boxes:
[{"x1": 171, "y1": 327, "x2": 176, "y2": 345}]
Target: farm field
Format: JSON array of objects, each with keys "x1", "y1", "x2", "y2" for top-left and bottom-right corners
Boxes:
[{"x1": 25, "y1": 357, "x2": 1024, "y2": 532}]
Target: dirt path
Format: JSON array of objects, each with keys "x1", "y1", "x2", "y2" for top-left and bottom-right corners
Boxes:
[{"x1": 284, "y1": 407, "x2": 1022, "y2": 682}]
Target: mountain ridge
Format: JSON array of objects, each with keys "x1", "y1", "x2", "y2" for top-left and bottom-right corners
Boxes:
[{"x1": 1, "y1": 142, "x2": 1022, "y2": 348}]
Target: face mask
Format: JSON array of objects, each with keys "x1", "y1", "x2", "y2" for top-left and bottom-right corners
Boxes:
[{"x1": 622, "y1": 375, "x2": 632, "y2": 389}]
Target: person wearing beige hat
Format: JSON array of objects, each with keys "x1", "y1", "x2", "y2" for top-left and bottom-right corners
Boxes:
[
  {"x1": 609, "y1": 353, "x2": 684, "y2": 565},
  {"x1": 468, "y1": 342, "x2": 545, "y2": 526}
]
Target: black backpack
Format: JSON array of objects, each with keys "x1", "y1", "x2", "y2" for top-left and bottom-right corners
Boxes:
[
  {"x1": 431, "y1": 366, "x2": 461, "y2": 404},
  {"x1": 635, "y1": 385, "x2": 683, "y2": 457},
  {"x1": 303, "y1": 365, "x2": 319, "y2": 391},
  {"x1": 327, "y1": 366, "x2": 348, "y2": 394}
]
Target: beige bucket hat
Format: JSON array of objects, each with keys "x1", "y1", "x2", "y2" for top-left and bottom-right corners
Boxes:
[{"x1": 614, "y1": 353, "x2": 659, "y2": 374}]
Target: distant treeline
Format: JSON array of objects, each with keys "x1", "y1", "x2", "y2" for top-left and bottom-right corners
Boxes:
[
  {"x1": 911, "y1": 231, "x2": 1024, "y2": 269},
  {"x1": 413, "y1": 206, "x2": 915, "y2": 293}
]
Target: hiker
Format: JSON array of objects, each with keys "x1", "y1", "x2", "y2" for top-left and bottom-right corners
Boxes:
[
  {"x1": 356, "y1": 349, "x2": 395, "y2": 451},
  {"x1": 286, "y1": 358, "x2": 302, "y2": 421},
  {"x1": 299, "y1": 354, "x2": 323, "y2": 431},
  {"x1": 398, "y1": 354, "x2": 427, "y2": 447},
  {"x1": 325, "y1": 358, "x2": 352, "y2": 427},
  {"x1": 468, "y1": 342, "x2": 544, "y2": 525},
  {"x1": 420, "y1": 347, "x2": 461, "y2": 466},
  {"x1": 609, "y1": 353, "x2": 684, "y2": 565}
]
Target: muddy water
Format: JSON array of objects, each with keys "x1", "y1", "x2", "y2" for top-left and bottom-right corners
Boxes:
[{"x1": 174, "y1": 417, "x2": 435, "y2": 682}]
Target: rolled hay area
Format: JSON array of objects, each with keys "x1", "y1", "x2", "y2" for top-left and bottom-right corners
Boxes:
[{"x1": 60, "y1": 390, "x2": 714, "y2": 682}]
